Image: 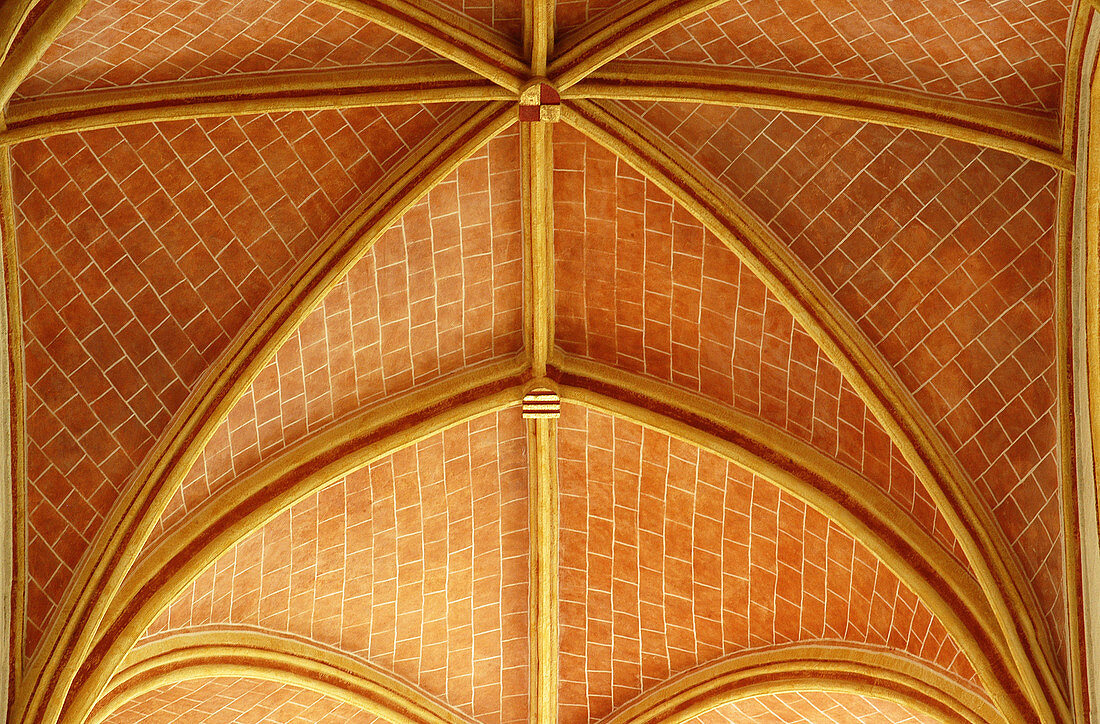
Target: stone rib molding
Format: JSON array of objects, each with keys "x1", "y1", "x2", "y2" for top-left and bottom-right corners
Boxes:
[
  {"x1": 0, "y1": 64, "x2": 512, "y2": 145},
  {"x1": 59, "y1": 360, "x2": 529, "y2": 724},
  {"x1": 316, "y1": 0, "x2": 527, "y2": 92},
  {"x1": 13, "y1": 101, "x2": 516, "y2": 724},
  {"x1": 548, "y1": 0, "x2": 729, "y2": 91},
  {"x1": 597, "y1": 642, "x2": 1003, "y2": 724},
  {"x1": 560, "y1": 98, "x2": 1068, "y2": 724},
  {"x1": 570, "y1": 61, "x2": 1069, "y2": 171},
  {"x1": 89, "y1": 626, "x2": 475, "y2": 724},
  {"x1": 0, "y1": 0, "x2": 88, "y2": 110}
]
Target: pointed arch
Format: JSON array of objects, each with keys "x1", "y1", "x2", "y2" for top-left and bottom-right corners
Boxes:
[
  {"x1": 559, "y1": 98, "x2": 1068, "y2": 724},
  {"x1": 58, "y1": 359, "x2": 528, "y2": 724},
  {"x1": 66, "y1": 353, "x2": 1016, "y2": 724},
  {"x1": 12, "y1": 100, "x2": 515, "y2": 724},
  {"x1": 598, "y1": 641, "x2": 1003, "y2": 724},
  {"x1": 88, "y1": 626, "x2": 475, "y2": 724}
]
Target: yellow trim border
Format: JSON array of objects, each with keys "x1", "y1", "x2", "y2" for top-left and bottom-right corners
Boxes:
[
  {"x1": 560, "y1": 98, "x2": 1067, "y2": 724},
  {"x1": 597, "y1": 642, "x2": 1004, "y2": 724},
  {"x1": 53, "y1": 359, "x2": 529, "y2": 724},
  {"x1": 1, "y1": 64, "x2": 511, "y2": 145},
  {"x1": 89, "y1": 626, "x2": 474, "y2": 724},
  {"x1": 14, "y1": 102, "x2": 516, "y2": 724},
  {"x1": 571, "y1": 61, "x2": 1069, "y2": 171}
]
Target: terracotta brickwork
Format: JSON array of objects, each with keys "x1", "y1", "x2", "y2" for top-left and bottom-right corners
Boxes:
[
  {"x1": 145, "y1": 410, "x2": 530, "y2": 723},
  {"x1": 624, "y1": 0, "x2": 1068, "y2": 113},
  {"x1": 556, "y1": 404, "x2": 979, "y2": 723},
  {"x1": 621, "y1": 101, "x2": 1066, "y2": 661},
  {"x1": 554, "y1": 126, "x2": 965, "y2": 562},
  {"x1": 148, "y1": 128, "x2": 523, "y2": 542},
  {"x1": 685, "y1": 691, "x2": 941, "y2": 724},
  {"x1": 13, "y1": 104, "x2": 450, "y2": 660},
  {"x1": 17, "y1": 0, "x2": 439, "y2": 99},
  {"x1": 102, "y1": 676, "x2": 385, "y2": 723},
  {"x1": 434, "y1": 0, "x2": 522, "y2": 38},
  {"x1": 555, "y1": 0, "x2": 630, "y2": 35}
]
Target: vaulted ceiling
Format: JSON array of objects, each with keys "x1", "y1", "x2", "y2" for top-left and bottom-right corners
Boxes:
[{"x1": 0, "y1": 0, "x2": 1098, "y2": 723}]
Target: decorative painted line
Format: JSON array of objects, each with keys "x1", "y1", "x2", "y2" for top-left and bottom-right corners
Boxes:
[{"x1": 522, "y1": 389, "x2": 561, "y2": 419}]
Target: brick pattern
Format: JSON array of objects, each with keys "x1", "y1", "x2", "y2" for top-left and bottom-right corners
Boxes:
[
  {"x1": 553, "y1": 126, "x2": 965, "y2": 563},
  {"x1": 621, "y1": 101, "x2": 1066, "y2": 663},
  {"x1": 144, "y1": 410, "x2": 531, "y2": 723},
  {"x1": 624, "y1": 0, "x2": 1068, "y2": 113},
  {"x1": 556, "y1": 404, "x2": 979, "y2": 724},
  {"x1": 687, "y1": 691, "x2": 940, "y2": 724},
  {"x1": 13, "y1": 104, "x2": 451, "y2": 661},
  {"x1": 555, "y1": 0, "x2": 632, "y2": 35},
  {"x1": 16, "y1": 0, "x2": 439, "y2": 99},
  {"x1": 433, "y1": 0, "x2": 522, "y2": 39},
  {"x1": 148, "y1": 127, "x2": 522, "y2": 542},
  {"x1": 102, "y1": 676, "x2": 385, "y2": 723}
]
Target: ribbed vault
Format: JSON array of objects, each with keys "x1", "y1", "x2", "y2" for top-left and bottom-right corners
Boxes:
[{"x1": 0, "y1": 0, "x2": 1092, "y2": 723}]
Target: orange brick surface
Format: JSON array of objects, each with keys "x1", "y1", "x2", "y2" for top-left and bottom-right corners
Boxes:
[
  {"x1": 554, "y1": 126, "x2": 965, "y2": 563},
  {"x1": 620, "y1": 101, "x2": 1066, "y2": 663},
  {"x1": 625, "y1": 0, "x2": 1068, "y2": 112},
  {"x1": 146, "y1": 410, "x2": 531, "y2": 723},
  {"x1": 17, "y1": 0, "x2": 440, "y2": 98},
  {"x1": 556, "y1": 404, "x2": 979, "y2": 723},
  {"x1": 103, "y1": 677, "x2": 386, "y2": 723},
  {"x1": 147, "y1": 127, "x2": 523, "y2": 543},
  {"x1": 687, "y1": 691, "x2": 942, "y2": 724},
  {"x1": 13, "y1": 103, "x2": 452, "y2": 660}
]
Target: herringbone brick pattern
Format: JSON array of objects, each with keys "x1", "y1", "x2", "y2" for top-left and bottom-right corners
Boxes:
[
  {"x1": 621, "y1": 100, "x2": 1066, "y2": 663},
  {"x1": 102, "y1": 676, "x2": 386, "y2": 723},
  {"x1": 554, "y1": 126, "x2": 964, "y2": 563},
  {"x1": 148, "y1": 128, "x2": 523, "y2": 542},
  {"x1": 17, "y1": 0, "x2": 439, "y2": 98},
  {"x1": 144, "y1": 410, "x2": 530, "y2": 723},
  {"x1": 556, "y1": 404, "x2": 979, "y2": 724},
  {"x1": 624, "y1": 0, "x2": 1068, "y2": 112},
  {"x1": 14, "y1": 104, "x2": 450, "y2": 660},
  {"x1": 688, "y1": 691, "x2": 941, "y2": 724}
]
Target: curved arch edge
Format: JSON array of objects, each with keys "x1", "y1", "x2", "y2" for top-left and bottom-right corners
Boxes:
[
  {"x1": 55, "y1": 357, "x2": 531, "y2": 724},
  {"x1": 547, "y1": 0, "x2": 729, "y2": 91},
  {"x1": 0, "y1": 0, "x2": 88, "y2": 110},
  {"x1": 316, "y1": 0, "x2": 527, "y2": 92},
  {"x1": 88, "y1": 626, "x2": 474, "y2": 724},
  {"x1": 557, "y1": 98, "x2": 1067, "y2": 724},
  {"x1": 73, "y1": 353, "x2": 1010, "y2": 724},
  {"x1": 0, "y1": 63, "x2": 512, "y2": 146},
  {"x1": 568, "y1": 61, "x2": 1068, "y2": 171},
  {"x1": 13, "y1": 100, "x2": 516, "y2": 724},
  {"x1": 597, "y1": 641, "x2": 1004, "y2": 724}
]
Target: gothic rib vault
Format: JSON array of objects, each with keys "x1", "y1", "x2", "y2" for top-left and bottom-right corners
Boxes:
[{"x1": 0, "y1": 0, "x2": 1098, "y2": 722}]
